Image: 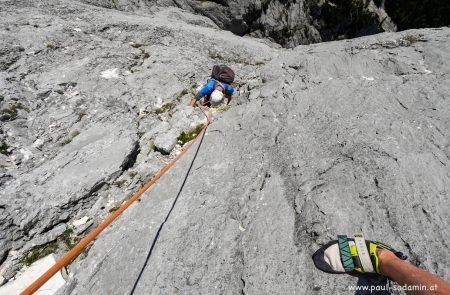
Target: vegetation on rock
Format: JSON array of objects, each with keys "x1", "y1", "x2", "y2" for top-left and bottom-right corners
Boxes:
[{"x1": 177, "y1": 124, "x2": 205, "y2": 146}]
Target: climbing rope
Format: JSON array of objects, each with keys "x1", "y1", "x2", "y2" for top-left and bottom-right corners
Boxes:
[
  {"x1": 130, "y1": 109, "x2": 208, "y2": 294},
  {"x1": 21, "y1": 106, "x2": 212, "y2": 295}
]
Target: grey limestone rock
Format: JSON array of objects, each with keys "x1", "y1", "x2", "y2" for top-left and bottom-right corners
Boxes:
[
  {"x1": 64, "y1": 17, "x2": 449, "y2": 295},
  {"x1": 1, "y1": 0, "x2": 274, "y2": 280},
  {"x1": 0, "y1": 0, "x2": 449, "y2": 294},
  {"x1": 154, "y1": 130, "x2": 178, "y2": 155}
]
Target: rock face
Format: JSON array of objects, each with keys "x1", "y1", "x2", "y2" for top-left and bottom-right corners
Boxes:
[
  {"x1": 1, "y1": 0, "x2": 449, "y2": 294},
  {"x1": 154, "y1": 130, "x2": 177, "y2": 154},
  {"x1": 84, "y1": 0, "x2": 396, "y2": 47},
  {"x1": 170, "y1": 0, "x2": 397, "y2": 47},
  {"x1": 80, "y1": 0, "x2": 450, "y2": 48},
  {"x1": 0, "y1": 0, "x2": 273, "y2": 281},
  {"x1": 62, "y1": 25, "x2": 450, "y2": 293}
]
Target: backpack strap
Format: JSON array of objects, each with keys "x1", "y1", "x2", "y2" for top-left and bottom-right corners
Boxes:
[{"x1": 211, "y1": 79, "x2": 229, "y2": 93}]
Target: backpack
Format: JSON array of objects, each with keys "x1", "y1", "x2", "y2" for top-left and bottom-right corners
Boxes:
[{"x1": 211, "y1": 65, "x2": 235, "y2": 84}]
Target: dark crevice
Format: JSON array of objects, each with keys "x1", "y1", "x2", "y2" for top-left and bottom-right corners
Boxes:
[
  {"x1": 0, "y1": 249, "x2": 10, "y2": 266},
  {"x1": 421, "y1": 207, "x2": 432, "y2": 223},
  {"x1": 309, "y1": 183, "x2": 325, "y2": 195},
  {"x1": 395, "y1": 97, "x2": 409, "y2": 110},
  {"x1": 240, "y1": 277, "x2": 246, "y2": 295},
  {"x1": 88, "y1": 180, "x2": 107, "y2": 195},
  {"x1": 402, "y1": 239, "x2": 421, "y2": 266},
  {"x1": 121, "y1": 140, "x2": 140, "y2": 171},
  {"x1": 39, "y1": 217, "x2": 71, "y2": 234},
  {"x1": 259, "y1": 171, "x2": 271, "y2": 191},
  {"x1": 374, "y1": 177, "x2": 380, "y2": 189},
  {"x1": 384, "y1": 0, "x2": 450, "y2": 31},
  {"x1": 171, "y1": 0, "x2": 183, "y2": 9},
  {"x1": 342, "y1": 153, "x2": 355, "y2": 161}
]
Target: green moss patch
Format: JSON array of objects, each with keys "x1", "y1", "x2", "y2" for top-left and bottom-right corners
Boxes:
[
  {"x1": 114, "y1": 179, "x2": 127, "y2": 187},
  {"x1": 175, "y1": 89, "x2": 189, "y2": 102},
  {"x1": 154, "y1": 101, "x2": 175, "y2": 115},
  {"x1": 60, "y1": 227, "x2": 81, "y2": 250},
  {"x1": 81, "y1": 243, "x2": 93, "y2": 258},
  {"x1": 62, "y1": 130, "x2": 81, "y2": 145},
  {"x1": 402, "y1": 34, "x2": 419, "y2": 45},
  {"x1": 21, "y1": 226, "x2": 85, "y2": 267},
  {"x1": 211, "y1": 104, "x2": 230, "y2": 112},
  {"x1": 130, "y1": 42, "x2": 142, "y2": 48},
  {"x1": 21, "y1": 242, "x2": 58, "y2": 266},
  {"x1": 128, "y1": 170, "x2": 138, "y2": 178},
  {"x1": 77, "y1": 111, "x2": 87, "y2": 121},
  {"x1": 231, "y1": 81, "x2": 243, "y2": 88},
  {"x1": 177, "y1": 124, "x2": 205, "y2": 146}
]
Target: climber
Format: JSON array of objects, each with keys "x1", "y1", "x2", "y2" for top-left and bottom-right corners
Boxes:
[
  {"x1": 312, "y1": 233, "x2": 450, "y2": 295},
  {"x1": 189, "y1": 65, "x2": 235, "y2": 107}
]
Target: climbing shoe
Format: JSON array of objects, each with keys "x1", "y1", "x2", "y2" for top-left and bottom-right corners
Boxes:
[{"x1": 312, "y1": 233, "x2": 407, "y2": 275}]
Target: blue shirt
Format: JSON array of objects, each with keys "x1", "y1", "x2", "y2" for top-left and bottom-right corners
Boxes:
[{"x1": 197, "y1": 80, "x2": 234, "y2": 98}]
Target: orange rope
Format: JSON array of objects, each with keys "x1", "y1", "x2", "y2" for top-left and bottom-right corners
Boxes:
[{"x1": 21, "y1": 110, "x2": 212, "y2": 295}]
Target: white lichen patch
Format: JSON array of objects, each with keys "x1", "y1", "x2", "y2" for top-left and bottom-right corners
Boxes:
[
  {"x1": 19, "y1": 149, "x2": 33, "y2": 162},
  {"x1": 73, "y1": 216, "x2": 89, "y2": 227},
  {"x1": 100, "y1": 68, "x2": 119, "y2": 79}
]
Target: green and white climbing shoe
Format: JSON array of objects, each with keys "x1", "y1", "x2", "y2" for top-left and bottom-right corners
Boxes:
[{"x1": 312, "y1": 233, "x2": 407, "y2": 275}]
